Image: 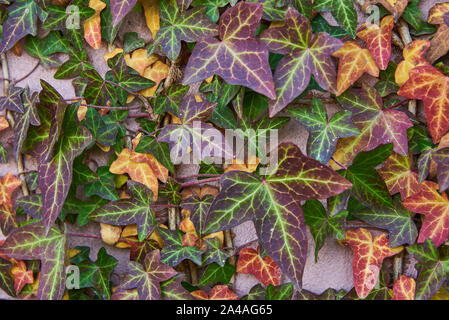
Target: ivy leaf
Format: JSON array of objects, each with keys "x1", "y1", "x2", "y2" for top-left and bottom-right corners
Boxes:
[
  {"x1": 43, "y1": 1, "x2": 95, "y2": 31},
  {"x1": 0, "y1": 0, "x2": 48, "y2": 54},
  {"x1": 13, "y1": 86, "x2": 40, "y2": 162},
  {"x1": 205, "y1": 142, "x2": 352, "y2": 288},
  {"x1": 398, "y1": 65, "x2": 449, "y2": 143},
  {"x1": 357, "y1": 15, "x2": 394, "y2": 71},
  {"x1": 426, "y1": 3, "x2": 449, "y2": 64},
  {"x1": 181, "y1": 194, "x2": 214, "y2": 238},
  {"x1": 332, "y1": 41, "x2": 379, "y2": 96},
  {"x1": 310, "y1": 13, "x2": 349, "y2": 39},
  {"x1": 192, "y1": 285, "x2": 238, "y2": 300},
  {"x1": 344, "y1": 228, "x2": 403, "y2": 299},
  {"x1": 0, "y1": 86, "x2": 24, "y2": 113},
  {"x1": 333, "y1": 85, "x2": 412, "y2": 167},
  {"x1": 402, "y1": 181, "x2": 449, "y2": 247},
  {"x1": 84, "y1": 166, "x2": 119, "y2": 201},
  {"x1": 198, "y1": 263, "x2": 235, "y2": 286},
  {"x1": 177, "y1": 94, "x2": 217, "y2": 124},
  {"x1": 313, "y1": 0, "x2": 357, "y2": 37},
  {"x1": 352, "y1": 196, "x2": 418, "y2": 247},
  {"x1": 25, "y1": 31, "x2": 69, "y2": 68},
  {"x1": 288, "y1": 98, "x2": 359, "y2": 164},
  {"x1": 135, "y1": 136, "x2": 174, "y2": 174},
  {"x1": 0, "y1": 257, "x2": 15, "y2": 297},
  {"x1": 433, "y1": 148, "x2": 449, "y2": 192},
  {"x1": 295, "y1": 288, "x2": 346, "y2": 300},
  {"x1": 158, "y1": 228, "x2": 203, "y2": 267},
  {"x1": 73, "y1": 247, "x2": 118, "y2": 300},
  {"x1": 120, "y1": 250, "x2": 177, "y2": 300},
  {"x1": 154, "y1": 85, "x2": 188, "y2": 115},
  {"x1": 39, "y1": 103, "x2": 92, "y2": 233},
  {"x1": 0, "y1": 223, "x2": 66, "y2": 300},
  {"x1": 90, "y1": 181, "x2": 157, "y2": 241},
  {"x1": 265, "y1": 283, "x2": 294, "y2": 300},
  {"x1": 407, "y1": 239, "x2": 449, "y2": 300},
  {"x1": 241, "y1": 284, "x2": 266, "y2": 300},
  {"x1": 124, "y1": 32, "x2": 145, "y2": 53},
  {"x1": 392, "y1": 275, "x2": 416, "y2": 300},
  {"x1": 260, "y1": 8, "x2": 342, "y2": 116},
  {"x1": 402, "y1": 0, "x2": 424, "y2": 31},
  {"x1": 302, "y1": 200, "x2": 347, "y2": 261},
  {"x1": 375, "y1": 62, "x2": 399, "y2": 97},
  {"x1": 160, "y1": 274, "x2": 193, "y2": 300},
  {"x1": 395, "y1": 40, "x2": 431, "y2": 86},
  {"x1": 82, "y1": 70, "x2": 116, "y2": 106},
  {"x1": 191, "y1": 0, "x2": 229, "y2": 23},
  {"x1": 183, "y1": 2, "x2": 276, "y2": 99},
  {"x1": 236, "y1": 246, "x2": 281, "y2": 286},
  {"x1": 83, "y1": 108, "x2": 118, "y2": 147},
  {"x1": 202, "y1": 237, "x2": 231, "y2": 267},
  {"x1": 341, "y1": 144, "x2": 394, "y2": 208},
  {"x1": 84, "y1": 0, "x2": 106, "y2": 49},
  {"x1": 110, "y1": 0, "x2": 136, "y2": 26},
  {"x1": 377, "y1": 151, "x2": 421, "y2": 200},
  {"x1": 155, "y1": 0, "x2": 218, "y2": 61}
]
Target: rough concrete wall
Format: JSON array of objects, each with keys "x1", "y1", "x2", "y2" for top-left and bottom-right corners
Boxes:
[{"x1": 0, "y1": 0, "x2": 444, "y2": 299}]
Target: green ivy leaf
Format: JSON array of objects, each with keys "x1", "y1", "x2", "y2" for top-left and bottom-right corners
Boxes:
[
  {"x1": 198, "y1": 263, "x2": 236, "y2": 286},
  {"x1": 158, "y1": 228, "x2": 203, "y2": 267},
  {"x1": 313, "y1": 0, "x2": 357, "y2": 37},
  {"x1": 0, "y1": 223, "x2": 66, "y2": 300},
  {"x1": 288, "y1": 98, "x2": 359, "y2": 164},
  {"x1": 84, "y1": 166, "x2": 119, "y2": 201}
]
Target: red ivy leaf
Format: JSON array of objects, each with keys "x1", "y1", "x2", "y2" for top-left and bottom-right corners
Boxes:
[
  {"x1": 183, "y1": 2, "x2": 276, "y2": 99},
  {"x1": 11, "y1": 260, "x2": 34, "y2": 295},
  {"x1": 192, "y1": 285, "x2": 238, "y2": 300},
  {"x1": 402, "y1": 181, "x2": 449, "y2": 247},
  {"x1": 344, "y1": 228, "x2": 403, "y2": 299},
  {"x1": 236, "y1": 246, "x2": 281, "y2": 286},
  {"x1": 357, "y1": 15, "x2": 394, "y2": 70},
  {"x1": 398, "y1": 65, "x2": 449, "y2": 143},
  {"x1": 392, "y1": 275, "x2": 415, "y2": 300}
]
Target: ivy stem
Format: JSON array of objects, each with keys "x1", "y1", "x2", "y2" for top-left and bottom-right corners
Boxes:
[
  {"x1": 177, "y1": 173, "x2": 221, "y2": 180},
  {"x1": 149, "y1": 204, "x2": 179, "y2": 209},
  {"x1": 330, "y1": 157, "x2": 347, "y2": 170},
  {"x1": 127, "y1": 112, "x2": 151, "y2": 119},
  {"x1": 1, "y1": 53, "x2": 29, "y2": 197},
  {"x1": 180, "y1": 177, "x2": 221, "y2": 188},
  {"x1": 63, "y1": 98, "x2": 147, "y2": 110},
  {"x1": 66, "y1": 232, "x2": 101, "y2": 240},
  {"x1": 384, "y1": 99, "x2": 409, "y2": 110}
]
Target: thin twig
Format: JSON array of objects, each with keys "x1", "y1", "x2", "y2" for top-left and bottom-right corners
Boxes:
[
  {"x1": 330, "y1": 157, "x2": 348, "y2": 170},
  {"x1": 180, "y1": 177, "x2": 221, "y2": 188}
]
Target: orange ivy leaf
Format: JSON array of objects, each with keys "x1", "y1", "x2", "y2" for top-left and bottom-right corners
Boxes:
[
  {"x1": 84, "y1": 0, "x2": 106, "y2": 49},
  {"x1": 11, "y1": 260, "x2": 34, "y2": 295},
  {"x1": 344, "y1": 228, "x2": 403, "y2": 299},
  {"x1": 0, "y1": 116, "x2": 9, "y2": 131},
  {"x1": 332, "y1": 41, "x2": 379, "y2": 96},
  {"x1": 398, "y1": 65, "x2": 449, "y2": 143},
  {"x1": 224, "y1": 155, "x2": 260, "y2": 173},
  {"x1": 236, "y1": 246, "x2": 281, "y2": 287},
  {"x1": 392, "y1": 275, "x2": 415, "y2": 300},
  {"x1": 426, "y1": 3, "x2": 449, "y2": 63},
  {"x1": 191, "y1": 285, "x2": 238, "y2": 300},
  {"x1": 0, "y1": 173, "x2": 22, "y2": 209},
  {"x1": 140, "y1": 60, "x2": 169, "y2": 97},
  {"x1": 179, "y1": 217, "x2": 199, "y2": 247},
  {"x1": 402, "y1": 181, "x2": 449, "y2": 247},
  {"x1": 110, "y1": 135, "x2": 168, "y2": 197},
  {"x1": 377, "y1": 152, "x2": 421, "y2": 200},
  {"x1": 125, "y1": 49, "x2": 159, "y2": 75},
  {"x1": 357, "y1": 15, "x2": 394, "y2": 70},
  {"x1": 395, "y1": 40, "x2": 431, "y2": 86}
]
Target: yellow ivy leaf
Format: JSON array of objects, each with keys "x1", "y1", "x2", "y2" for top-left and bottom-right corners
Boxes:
[
  {"x1": 84, "y1": 0, "x2": 106, "y2": 49},
  {"x1": 104, "y1": 48, "x2": 124, "y2": 62},
  {"x1": 125, "y1": 49, "x2": 159, "y2": 75},
  {"x1": 0, "y1": 116, "x2": 9, "y2": 131},
  {"x1": 100, "y1": 223, "x2": 122, "y2": 245},
  {"x1": 140, "y1": 0, "x2": 160, "y2": 39},
  {"x1": 140, "y1": 60, "x2": 169, "y2": 97}
]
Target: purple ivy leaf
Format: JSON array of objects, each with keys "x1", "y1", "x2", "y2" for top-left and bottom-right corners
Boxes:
[
  {"x1": 111, "y1": 0, "x2": 137, "y2": 26},
  {"x1": 183, "y1": 2, "x2": 276, "y2": 99},
  {"x1": 260, "y1": 8, "x2": 342, "y2": 116}
]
